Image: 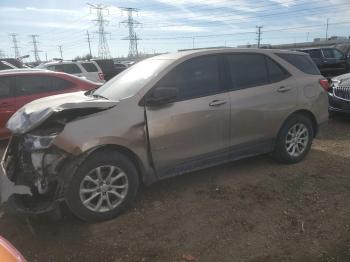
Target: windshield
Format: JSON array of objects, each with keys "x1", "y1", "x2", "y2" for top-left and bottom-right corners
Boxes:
[{"x1": 93, "y1": 58, "x2": 173, "y2": 101}]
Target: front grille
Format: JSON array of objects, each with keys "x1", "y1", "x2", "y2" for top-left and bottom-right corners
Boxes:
[{"x1": 333, "y1": 85, "x2": 350, "y2": 101}]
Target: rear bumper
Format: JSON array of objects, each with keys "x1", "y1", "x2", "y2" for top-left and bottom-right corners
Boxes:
[{"x1": 328, "y1": 93, "x2": 350, "y2": 114}]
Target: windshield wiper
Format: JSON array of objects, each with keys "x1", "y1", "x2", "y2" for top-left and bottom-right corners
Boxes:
[{"x1": 92, "y1": 93, "x2": 108, "y2": 100}]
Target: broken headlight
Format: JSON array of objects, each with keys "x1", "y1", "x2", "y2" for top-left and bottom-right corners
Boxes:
[{"x1": 24, "y1": 134, "x2": 57, "y2": 150}]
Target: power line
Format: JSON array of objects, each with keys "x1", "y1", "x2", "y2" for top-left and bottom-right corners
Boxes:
[
  {"x1": 120, "y1": 7, "x2": 142, "y2": 58},
  {"x1": 141, "y1": 20, "x2": 350, "y2": 41},
  {"x1": 88, "y1": 3, "x2": 111, "y2": 59},
  {"x1": 9, "y1": 33, "x2": 20, "y2": 58},
  {"x1": 256, "y1": 26, "x2": 263, "y2": 48},
  {"x1": 29, "y1": 34, "x2": 42, "y2": 62}
]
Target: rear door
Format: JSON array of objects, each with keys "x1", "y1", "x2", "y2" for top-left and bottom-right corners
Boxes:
[
  {"x1": 14, "y1": 75, "x2": 75, "y2": 110},
  {"x1": 225, "y1": 53, "x2": 297, "y2": 153},
  {"x1": 0, "y1": 76, "x2": 15, "y2": 138},
  {"x1": 145, "y1": 55, "x2": 231, "y2": 176}
]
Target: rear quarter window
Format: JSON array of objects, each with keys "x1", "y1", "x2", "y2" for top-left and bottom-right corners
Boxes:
[
  {"x1": 81, "y1": 62, "x2": 98, "y2": 72},
  {"x1": 275, "y1": 53, "x2": 320, "y2": 75}
]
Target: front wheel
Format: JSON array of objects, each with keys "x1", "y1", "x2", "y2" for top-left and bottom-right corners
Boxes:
[
  {"x1": 272, "y1": 115, "x2": 314, "y2": 164},
  {"x1": 65, "y1": 150, "x2": 139, "y2": 222}
]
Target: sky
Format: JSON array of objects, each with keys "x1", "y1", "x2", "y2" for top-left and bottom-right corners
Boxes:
[{"x1": 1, "y1": 0, "x2": 350, "y2": 61}]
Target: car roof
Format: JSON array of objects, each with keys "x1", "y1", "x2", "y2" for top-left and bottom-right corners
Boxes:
[
  {"x1": 0, "y1": 68, "x2": 51, "y2": 75},
  {"x1": 149, "y1": 48, "x2": 306, "y2": 61}
]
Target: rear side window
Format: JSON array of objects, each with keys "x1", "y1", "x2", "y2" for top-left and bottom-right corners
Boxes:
[
  {"x1": 48, "y1": 63, "x2": 82, "y2": 74},
  {"x1": 15, "y1": 75, "x2": 71, "y2": 96},
  {"x1": 0, "y1": 77, "x2": 12, "y2": 98},
  {"x1": 227, "y1": 54, "x2": 269, "y2": 89},
  {"x1": 275, "y1": 53, "x2": 320, "y2": 75},
  {"x1": 266, "y1": 57, "x2": 290, "y2": 83},
  {"x1": 51, "y1": 77, "x2": 74, "y2": 91},
  {"x1": 15, "y1": 76, "x2": 51, "y2": 95},
  {"x1": 81, "y1": 62, "x2": 98, "y2": 72},
  {"x1": 322, "y1": 48, "x2": 344, "y2": 59},
  {"x1": 155, "y1": 55, "x2": 220, "y2": 101}
]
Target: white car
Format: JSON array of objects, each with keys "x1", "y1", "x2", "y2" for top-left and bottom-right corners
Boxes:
[{"x1": 37, "y1": 61, "x2": 105, "y2": 83}]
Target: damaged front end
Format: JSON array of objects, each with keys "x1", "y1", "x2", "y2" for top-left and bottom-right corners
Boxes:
[
  {"x1": 0, "y1": 91, "x2": 118, "y2": 214},
  {"x1": 1, "y1": 133, "x2": 70, "y2": 214}
]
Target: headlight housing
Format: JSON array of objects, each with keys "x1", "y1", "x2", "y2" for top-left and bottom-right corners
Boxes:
[{"x1": 24, "y1": 134, "x2": 57, "y2": 150}]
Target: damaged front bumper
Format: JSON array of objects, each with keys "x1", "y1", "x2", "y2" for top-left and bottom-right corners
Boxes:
[{"x1": 0, "y1": 136, "x2": 70, "y2": 215}]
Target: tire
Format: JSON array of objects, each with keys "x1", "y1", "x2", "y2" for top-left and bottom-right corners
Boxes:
[
  {"x1": 272, "y1": 114, "x2": 314, "y2": 164},
  {"x1": 65, "y1": 149, "x2": 139, "y2": 222}
]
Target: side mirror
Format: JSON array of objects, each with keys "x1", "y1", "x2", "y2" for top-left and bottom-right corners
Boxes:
[{"x1": 146, "y1": 87, "x2": 179, "y2": 106}]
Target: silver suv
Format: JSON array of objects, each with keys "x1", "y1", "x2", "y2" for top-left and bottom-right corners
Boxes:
[{"x1": 1, "y1": 48, "x2": 329, "y2": 222}]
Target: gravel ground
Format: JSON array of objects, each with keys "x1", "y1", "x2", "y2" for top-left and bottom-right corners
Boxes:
[{"x1": 0, "y1": 114, "x2": 350, "y2": 262}]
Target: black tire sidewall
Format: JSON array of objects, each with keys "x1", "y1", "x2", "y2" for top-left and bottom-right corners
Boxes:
[
  {"x1": 65, "y1": 150, "x2": 139, "y2": 222},
  {"x1": 274, "y1": 115, "x2": 314, "y2": 164}
]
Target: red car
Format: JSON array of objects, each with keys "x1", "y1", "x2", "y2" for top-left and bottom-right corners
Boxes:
[
  {"x1": 0, "y1": 236, "x2": 27, "y2": 262},
  {"x1": 0, "y1": 69, "x2": 101, "y2": 139}
]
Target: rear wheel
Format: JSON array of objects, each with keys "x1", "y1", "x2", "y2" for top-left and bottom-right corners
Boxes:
[
  {"x1": 272, "y1": 115, "x2": 314, "y2": 164},
  {"x1": 65, "y1": 150, "x2": 139, "y2": 222}
]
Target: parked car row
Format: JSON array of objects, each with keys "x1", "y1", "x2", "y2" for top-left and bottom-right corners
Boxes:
[
  {"x1": 299, "y1": 47, "x2": 349, "y2": 77},
  {"x1": 0, "y1": 69, "x2": 101, "y2": 138},
  {"x1": 0, "y1": 48, "x2": 329, "y2": 222}
]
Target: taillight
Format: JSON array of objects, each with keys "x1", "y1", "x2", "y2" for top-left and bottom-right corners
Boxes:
[
  {"x1": 98, "y1": 72, "x2": 105, "y2": 81},
  {"x1": 319, "y1": 79, "x2": 331, "y2": 92}
]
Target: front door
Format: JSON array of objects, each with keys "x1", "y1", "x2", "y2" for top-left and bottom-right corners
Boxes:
[{"x1": 145, "y1": 55, "x2": 230, "y2": 176}]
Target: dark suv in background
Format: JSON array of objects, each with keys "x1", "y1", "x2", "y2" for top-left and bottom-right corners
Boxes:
[{"x1": 299, "y1": 47, "x2": 348, "y2": 77}]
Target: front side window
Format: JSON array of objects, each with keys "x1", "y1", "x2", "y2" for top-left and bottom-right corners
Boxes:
[
  {"x1": 0, "y1": 77, "x2": 12, "y2": 98},
  {"x1": 227, "y1": 54, "x2": 269, "y2": 89},
  {"x1": 155, "y1": 55, "x2": 220, "y2": 101}
]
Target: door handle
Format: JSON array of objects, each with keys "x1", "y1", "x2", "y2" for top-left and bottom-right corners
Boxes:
[
  {"x1": 277, "y1": 86, "x2": 291, "y2": 93},
  {"x1": 209, "y1": 100, "x2": 227, "y2": 107}
]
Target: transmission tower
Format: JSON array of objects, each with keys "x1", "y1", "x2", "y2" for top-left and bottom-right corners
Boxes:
[
  {"x1": 58, "y1": 45, "x2": 63, "y2": 59},
  {"x1": 9, "y1": 34, "x2": 20, "y2": 58},
  {"x1": 0, "y1": 50, "x2": 5, "y2": 58},
  {"x1": 29, "y1": 35, "x2": 42, "y2": 62},
  {"x1": 256, "y1": 26, "x2": 263, "y2": 48},
  {"x1": 88, "y1": 3, "x2": 111, "y2": 59},
  {"x1": 120, "y1": 7, "x2": 142, "y2": 58}
]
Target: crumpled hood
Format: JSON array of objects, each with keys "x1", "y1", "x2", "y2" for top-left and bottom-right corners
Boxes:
[{"x1": 7, "y1": 91, "x2": 118, "y2": 134}]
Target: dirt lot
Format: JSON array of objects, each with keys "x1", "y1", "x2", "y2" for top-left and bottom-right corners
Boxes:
[{"x1": 0, "y1": 114, "x2": 350, "y2": 262}]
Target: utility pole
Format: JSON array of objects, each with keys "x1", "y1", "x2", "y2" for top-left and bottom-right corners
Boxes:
[
  {"x1": 45, "y1": 52, "x2": 48, "y2": 61},
  {"x1": 326, "y1": 18, "x2": 329, "y2": 40},
  {"x1": 29, "y1": 34, "x2": 41, "y2": 62},
  {"x1": 86, "y1": 30, "x2": 93, "y2": 58},
  {"x1": 9, "y1": 33, "x2": 20, "y2": 58},
  {"x1": 256, "y1": 26, "x2": 263, "y2": 48},
  {"x1": 120, "y1": 7, "x2": 141, "y2": 58},
  {"x1": 88, "y1": 3, "x2": 111, "y2": 59},
  {"x1": 58, "y1": 45, "x2": 63, "y2": 59}
]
